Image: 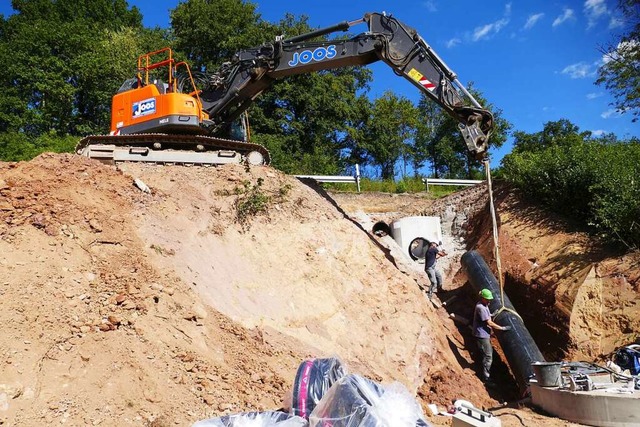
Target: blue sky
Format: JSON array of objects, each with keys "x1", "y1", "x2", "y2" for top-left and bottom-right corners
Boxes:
[{"x1": 2, "y1": 0, "x2": 637, "y2": 167}]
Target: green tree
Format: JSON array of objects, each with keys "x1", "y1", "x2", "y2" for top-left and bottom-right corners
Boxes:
[
  {"x1": 596, "y1": 0, "x2": 640, "y2": 121},
  {"x1": 250, "y1": 65, "x2": 372, "y2": 174},
  {"x1": 512, "y1": 118, "x2": 592, "y2": 154},
  {"x1": 502, "y1": 121, "x2": 640, "y2": 247},
  {"x1": 416, "y1": 86, "x2": 511, "y2": 178},
  {"x1": 413, "y1": 95, "x2": 442, "y2": 177},
  {"x1": 357, "y1": 91, "x2": 418, "y2": 180},
  {"x1": 0, "y1": 0, "x2": 167, "y2": 142},
  {"x1": 170, "y1": 0, "x2": 276, "y2": 71},
  {"x1": 170, "y1": 4, "x2": 375, "y2": 175}
]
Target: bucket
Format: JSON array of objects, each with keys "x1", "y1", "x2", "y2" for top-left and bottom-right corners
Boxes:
[{"x1": 531, "y1": 362, "x2": 562, "y2": 387}]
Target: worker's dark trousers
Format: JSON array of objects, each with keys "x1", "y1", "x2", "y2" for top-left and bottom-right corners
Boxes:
[
  {"x1": 476, "y1": 337, "x2": 493, "y2": 380},
  {"x1": 426, "y1": 266, "x2": 443, "y2": 296}
]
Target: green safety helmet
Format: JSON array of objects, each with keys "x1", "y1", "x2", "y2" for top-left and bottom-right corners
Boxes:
[{"x1": 479, "y1": 289, "x2": 493, "y2": 300}]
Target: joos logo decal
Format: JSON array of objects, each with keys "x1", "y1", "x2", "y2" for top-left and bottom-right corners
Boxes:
[
  {"x1": 133, "y1": 98, "x2": 156, "y2": 118},
  {"x1": 288, "y1": 45, "x2": 337, "y2": 67}
]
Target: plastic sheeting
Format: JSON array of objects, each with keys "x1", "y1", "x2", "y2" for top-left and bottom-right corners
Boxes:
[
  {"x1": 291, "y1": 357, "x2": 347, "y2": 419},
  {"x1": 308, "y1": 374, "x2": 431, "y2": 427},
  {"x1": 192, "y1": 411, "x2": 308, "y2": 427}
]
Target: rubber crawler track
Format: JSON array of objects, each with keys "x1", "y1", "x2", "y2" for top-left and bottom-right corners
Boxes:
[{"x1": 76, "y1": 133, "x2": 271, "y2": 165}]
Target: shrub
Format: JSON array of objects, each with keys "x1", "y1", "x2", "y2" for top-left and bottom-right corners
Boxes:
[
  {"x1": 502, "y1": 140, "x2": 640, "y2": 248},
  {"x1": 0, "y1": 132, "x2": 78, "y2": 162}
]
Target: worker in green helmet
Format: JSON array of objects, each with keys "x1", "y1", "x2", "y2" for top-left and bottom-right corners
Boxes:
[{"x1": 473, "y1": 288, "x2": 509, "y2": 384}]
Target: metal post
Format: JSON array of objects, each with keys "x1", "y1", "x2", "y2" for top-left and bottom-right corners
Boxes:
[{"x1": 355, "y1": 164, "x2": 361, "y2": 193}]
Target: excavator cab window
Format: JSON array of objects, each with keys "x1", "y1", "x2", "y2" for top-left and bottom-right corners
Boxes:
[
  {"x1": 117, "y1": 78, "x2": 140, "y2": 94},
  {"x1": 228, "y1": 120, "x2": 247, "y2": 142},
  {"x1": 153, "y1": 79, "x2": 167, "y2": 95}
]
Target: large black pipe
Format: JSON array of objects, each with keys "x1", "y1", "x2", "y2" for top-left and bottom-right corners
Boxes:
[{"x1": 461, "y1": 250, "x2": 545, "y2": 388}]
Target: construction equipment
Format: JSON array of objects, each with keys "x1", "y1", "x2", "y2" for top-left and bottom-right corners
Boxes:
[{"x1": 77, "y1": 12, "x2": 494, "y2": 166}]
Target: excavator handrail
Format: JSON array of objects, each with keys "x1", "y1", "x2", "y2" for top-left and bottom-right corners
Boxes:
[{"x1": 137, "y1": 47, "x2": 175, "y2": 88}]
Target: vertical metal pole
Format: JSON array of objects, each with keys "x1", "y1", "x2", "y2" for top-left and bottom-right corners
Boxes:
[{"x1": 355, "y1": 164, "x2": 361, "y2": 193}]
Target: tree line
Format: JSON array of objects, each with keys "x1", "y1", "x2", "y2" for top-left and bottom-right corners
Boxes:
[
  {"x1": 499, "y1": 119, "x2": 640, "y2": 248},
  {"x1": 0, "y1": 0, "x2": 637, "y2": 186}
]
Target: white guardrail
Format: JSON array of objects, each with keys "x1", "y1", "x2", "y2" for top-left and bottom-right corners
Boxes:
[
  {"x1": 295, "y1": 164, "x2": 361, "y2": 192},
  {"x1": 294, "y1": 167, "x2": 483, "y2": 193},
  {"x1": 423, "y1": 178, "x2": 484, "y2": 191}
]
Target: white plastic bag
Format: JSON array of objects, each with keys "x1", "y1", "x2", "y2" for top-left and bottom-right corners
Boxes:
[
  {"x1": 192, "y1": 411, "x2": 308, "y2": 427},
  {"x1": 308, "y1": 374, "x2": 430, "y2": 427}
]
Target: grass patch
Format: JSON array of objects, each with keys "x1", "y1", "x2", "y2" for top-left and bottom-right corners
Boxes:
[
  {"x1": 326, "y1": 177, "x2": 463, "y2": 198},
  {"x1": 234, "y1": 179, "x2": 291, "y2": 228}
]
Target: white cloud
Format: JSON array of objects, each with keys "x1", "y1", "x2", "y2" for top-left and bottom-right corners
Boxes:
[
  {"x1": 422, "y1": 1, "x2": 437, "y2": 12},
  {"x1": 505, "y1": 3, "x2": 512, "y2": 16},
  {"x1": 601, "y1": 109, "x2": 621, "y2": 119},
  {"x1": 586, "y1": 92, "x2": 603, "y2": 100},
  {"x1": 473, "y1": 18, "x2": 510, "y2": 41},
  {"x1": 445, "y1": 38, "x2": 461, "y2": 48},
  {"x1": 561, "y1": 62, "x2": 596, "y2": 78},
  {"x1": 524, "y1": 13, "x2": 544, "y2": 30},
  {"x1": 584, "y1": 0, "x2": 608, "y2": 28},
  {"x1": 601, "y1": 39, "x2": 639, "y2": 64},
  {"x1": 590, "y1": 129, "x2": 606, "y2": 136},
  {"x1": 471, "y1": 3, "x2": 511, "y2": 41},
  {"x1": 609, "y1": 16, "x2": 624, "y2": 29},
  {"x1": 552, "y1": 8, "x2": 575, "y2": 27}
]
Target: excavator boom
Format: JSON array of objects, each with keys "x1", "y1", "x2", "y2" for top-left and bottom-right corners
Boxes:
[{"x1": 77, "y1": 12, "x2": 494, "y2": 166}]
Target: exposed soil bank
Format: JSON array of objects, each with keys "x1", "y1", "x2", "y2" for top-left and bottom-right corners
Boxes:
[
  {"x1": 419, "y1": 182, "x2": 640, "y2": 362},
  {"x1": 0, "y1": 155, "x2": 494, "y2": 426}
]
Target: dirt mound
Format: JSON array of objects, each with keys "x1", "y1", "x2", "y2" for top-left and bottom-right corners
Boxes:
[{"x1": 0, "y1": 154, "x2": 495, "y2": 426}]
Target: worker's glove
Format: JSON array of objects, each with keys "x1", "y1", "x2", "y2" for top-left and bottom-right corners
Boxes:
[{"x1": 500, "y1": 325, "x2": 512, "y2": 331}]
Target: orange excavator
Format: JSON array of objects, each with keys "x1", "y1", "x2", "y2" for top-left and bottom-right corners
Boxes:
[{"x1": 76, "y1": 12, "x2": 494, "y2": 166}]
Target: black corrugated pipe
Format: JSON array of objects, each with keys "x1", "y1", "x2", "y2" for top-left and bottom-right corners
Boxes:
[{"x1": 461, "y1": 250, "x2": 545, "y2": 389}]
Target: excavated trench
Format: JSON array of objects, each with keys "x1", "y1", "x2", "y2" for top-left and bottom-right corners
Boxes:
[
  {"x1": 422, "y1": 183, "x2": 583, "y2": 396},
  {"x1": 503, "y1": 273, "x2": 571, "y2": 362},
  {"x1": 335, "y1": 183, "x2": 639, "y2": 409}
]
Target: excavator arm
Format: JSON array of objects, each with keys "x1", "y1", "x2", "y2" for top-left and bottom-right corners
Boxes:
[{"x1": 199, "y1": 12, "x2": 494, "y2": 158}]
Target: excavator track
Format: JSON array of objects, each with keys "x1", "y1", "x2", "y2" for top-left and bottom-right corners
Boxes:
[{"x1": 76, "y1": 134, "x2": 270, "y2": 166}]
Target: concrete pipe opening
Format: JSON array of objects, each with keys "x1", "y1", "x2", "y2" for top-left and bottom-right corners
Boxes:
[
  {"x1": 372, "y1": 221, "x2": 391, "y2": 237},
  {"x1": 408, "y1": 237, "x2": 430, "y2": 261}
]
